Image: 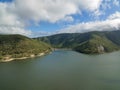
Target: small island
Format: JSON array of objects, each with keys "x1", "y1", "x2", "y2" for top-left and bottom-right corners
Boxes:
[{"x1": 0, "y1": 34, "x2": 52, "y2": 62}]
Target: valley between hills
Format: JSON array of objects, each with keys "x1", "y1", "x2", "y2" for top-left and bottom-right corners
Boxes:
[{"x1": 1, "y1": 30, "x2": 120, "y2": 62}]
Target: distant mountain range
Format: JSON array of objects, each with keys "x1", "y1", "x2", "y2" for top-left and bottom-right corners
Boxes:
[
  {"x1": 0, "y1": 35, "x2": 51, "y2": 61},
  {"x1": 36, "y1": 30, "x2": 120, "y2": 54}
]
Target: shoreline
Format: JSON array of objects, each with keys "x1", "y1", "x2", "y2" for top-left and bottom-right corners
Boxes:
[
  {"x1": 0, "y1": 51, "x2": 51, "y2": 63},
  {"x1": 53, "y1": 48, "x2": 72, "y2": 51}
]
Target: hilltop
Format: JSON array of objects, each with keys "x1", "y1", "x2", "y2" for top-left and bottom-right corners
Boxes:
[
  {"x1": 36, "y1": 30, "x2": 120, "y2": 54},
  {"x1": 0, "y1": 34, "x2": 52, "y2": 61}
]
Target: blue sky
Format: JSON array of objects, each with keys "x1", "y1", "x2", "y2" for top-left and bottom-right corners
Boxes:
[{"x1": 0, "y1": 0, "x2": 120, "y2": 37}]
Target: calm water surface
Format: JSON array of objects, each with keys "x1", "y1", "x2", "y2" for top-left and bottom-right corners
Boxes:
[{"x1": 0, "y1": 50, "x2": 120, "y2": 90}]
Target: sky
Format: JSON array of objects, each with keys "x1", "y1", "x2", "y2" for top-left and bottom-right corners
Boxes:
[{"x1": 0, "y1": 0, "x2": 120, "y2": 37}]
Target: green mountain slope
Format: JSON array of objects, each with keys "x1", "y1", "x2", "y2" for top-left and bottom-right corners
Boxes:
[
  {"x1": 36, "y1": 33, "x2": 91, "y2": 48},
  {"x1": 36, "y1": 30, "x2": 120, "y2": 54},
  {"x1": 0, "y1": 34, "x2": 51, "y2": 60},
  {"x1": 105, "y1": 31, "x2": 120, "y2": 45},
  {"x1": 74, "y1": 34, "x2": 119, "y2": 54}
]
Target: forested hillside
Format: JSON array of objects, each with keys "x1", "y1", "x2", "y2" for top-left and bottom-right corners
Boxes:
[
  {"x1": 36, "y1": 30, "x2": 120, "y2": 54},
  {"x1": 0, "y1": 34, "x2": 51, "y2": 60}
]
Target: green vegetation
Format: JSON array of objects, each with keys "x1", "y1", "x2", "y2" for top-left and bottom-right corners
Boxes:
[
  {"x1": 74, "y1": 34, "x2": 119, "y2": 54},
  {"x1": 1, "y1": 30, "x2": 120, "y2": 60},
  {"x1": 36, "y1": 30, "x2": 120, "y2": 54},
  {"x1": 36, "y1": 33, "x2": 91, "y2": 48},
  {"x1": 0, "y1": 34, "x2": 52, "y2": 61}
]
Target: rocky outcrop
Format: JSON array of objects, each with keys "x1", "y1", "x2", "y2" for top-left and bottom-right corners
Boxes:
[{"x1": 97, "y1": 45, "x2": 104, "y2": 53}]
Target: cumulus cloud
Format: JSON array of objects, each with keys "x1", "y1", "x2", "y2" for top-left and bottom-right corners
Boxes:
[
  {"x1": 0, "y1": 0, "x2": 103, "y2": 36},
  {"x1": 0, "y1": 2, "x2": 23, "y2": 26},
  {"x1": 57, "y1": 11, "x2": 120, "y2": 34},
  {"x1": 14, "y1": 0, "x2": 76, "y2": 23},
  {"x1": 108, "y1": 11, "x2": 120, "y2": 20},
  {"x1": 0, "y1": 25, "x2": 32, "y2": 36},
  {"x1": 14, "y1": 0, "x2": 102, "y2": 23},
  {"x1": 0, "y1": 2, "x2": 31, "y2": 36},
  {"x1": 0, "y1": 0, "x2": 119, "y2": 36}
]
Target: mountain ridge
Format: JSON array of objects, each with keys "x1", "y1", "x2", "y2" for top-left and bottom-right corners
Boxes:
[{"x1": 36, "y1": 30, "x2": 120, "y2": 54}]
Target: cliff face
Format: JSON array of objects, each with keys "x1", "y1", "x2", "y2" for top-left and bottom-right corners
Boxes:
[{"x1": 97, "y1": 45, "x2": 104, "y2": 53}]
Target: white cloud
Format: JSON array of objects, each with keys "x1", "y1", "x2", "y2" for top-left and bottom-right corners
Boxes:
[
  {"x1": 0, "y1": 0, "x2": 103, "y2": 36},
  {"x1": 60, "y1": 16, "x2": 74, "y2": 22},
  {"x1": 14, "y1": 0, "x2": 102, "y2": 23},
  {"x1": 58, "y1": 12, "x2": 120, "y2": 34},
  {"x1": 0, "y1": 25, "x2": 32, "y2": 36},
  {"x1": 31, "y1": 31, "x2": 54, "y2": 37},
  {"x1": 108, "y1": 11, "x2": 120, "y2": 20},
  {"x1": 1, "y1": 0, "x2": 120, "y2": 37},
  {"x1": 74, "y1": 0, "x2": 102, "y2": 11},
  {"x1": 14, "y1": 0, "x2": 77, "y2": 23},
  {"x1": 0, "y1": 2, "x2": 22, "y2": 26},
  {"x1": 0, "y1": 2, "x2": 31, "y2": 36},
  {"x1": 113, "y1": 0, "x2": 120, "y2": 6}
]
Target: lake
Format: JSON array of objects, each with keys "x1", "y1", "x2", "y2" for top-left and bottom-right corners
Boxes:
[{"x1": 0, "y1": 50, "x2": 120, "y2": 90}]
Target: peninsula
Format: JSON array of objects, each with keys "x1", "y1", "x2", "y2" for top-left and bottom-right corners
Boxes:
[{"x1": 0, "y1": 34, "x2": 52, "y2": 62}]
